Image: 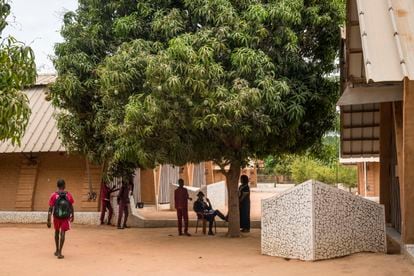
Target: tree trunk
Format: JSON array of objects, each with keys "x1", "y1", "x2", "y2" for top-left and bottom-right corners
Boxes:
[{"x1": 225, "y1": 161, "x2": 241, "y2": 237}]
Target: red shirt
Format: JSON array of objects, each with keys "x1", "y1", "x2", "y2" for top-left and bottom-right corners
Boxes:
[
  {"x1": 174, "y1": 187, "x2": 189, "y2": 209},
  {"x1": 49, "y1": 190, "x2": 75, "y2": 215},
  {"x1": 101, "y1": 185, "x2": 110, "y2": 202}
]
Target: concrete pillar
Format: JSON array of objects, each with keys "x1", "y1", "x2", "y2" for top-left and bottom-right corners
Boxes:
[
  {"x1": 154, "y1": 166, "x2": 161, "y2": 210},
  {"x1": 402, "y1": 78, "x2": 414, "y2": 244},
  {"x1": 380, "y1": 102, "x2": 392, "y2": 222},
  {"x1": 188, "y1": 163, "x2": 194, "y2": 186}
]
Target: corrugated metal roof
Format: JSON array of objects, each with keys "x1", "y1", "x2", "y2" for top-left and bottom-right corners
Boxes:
[
  {"x1": 356, "y1": 0, "x2": 414, "y2": 82},
  {"x1": 0, "y1": 75, "x2": 64, "y2": 153}
]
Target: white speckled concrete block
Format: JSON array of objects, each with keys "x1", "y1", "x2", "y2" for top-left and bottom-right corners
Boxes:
[{"x1": 261, "y1": 180, "x2": 386, "y2": 261}]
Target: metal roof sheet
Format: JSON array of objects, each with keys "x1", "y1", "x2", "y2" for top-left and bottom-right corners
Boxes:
[
  {"x1": 356, "y1": 0, "x2": 414, "y2": 82},
  {"x1": 0, "y1": 75, "x2": 64, "y2": 153}
]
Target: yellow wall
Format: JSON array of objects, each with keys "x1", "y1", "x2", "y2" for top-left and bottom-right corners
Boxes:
[
  {"x1": 0, "y1": 154, "x2": 21, "y2": 210},
  {"x1": 33, "y1": 153, "x2": 86, "y2": 211}
]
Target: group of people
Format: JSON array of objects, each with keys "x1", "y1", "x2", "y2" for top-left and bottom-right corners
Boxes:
[
  {"x1": 100, "y1": 179, "x2": 132, "y2": 229},
  {"x1": 46, "y1": 174, "x2": 251, "y2": 258},
  {"x1": 174, "y1": 175, "x2": 251, "y2": 236}
]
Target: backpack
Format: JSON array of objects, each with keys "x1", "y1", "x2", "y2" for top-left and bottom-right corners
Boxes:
[{"x1": 53, "y1": 192, "x2": 72, "y2": 219}]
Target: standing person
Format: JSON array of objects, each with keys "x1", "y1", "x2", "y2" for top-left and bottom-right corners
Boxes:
[
  {"x1": 47, "y1": 179, "x2": 74, "y2": 259},
  {"x1": 174, "y1": 178, "x2": 192, "y2": 236},
  {"x1": 117, "y1": 178, "x2": 131, "y2": 229},
  {"x1": 239, "y1": 175, "x2": 250, "y2": 233},
  {"x1": 100, "y1": 180, "x2": 119, "y2": 225}
]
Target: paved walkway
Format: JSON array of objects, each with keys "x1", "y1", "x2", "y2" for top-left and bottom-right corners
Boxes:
[{"x1": 1, "y1": 225, "x2": 413, "y2": 276}]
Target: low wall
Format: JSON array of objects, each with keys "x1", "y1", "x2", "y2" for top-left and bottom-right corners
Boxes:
[
  {"x1": 0, "y1": 211, "x2": 101, "y2": 225},
  {"x1": 0, "y1": 194, "x2": 261, "y2": 229},
  {"x1": 262, "y1": 180, "x2": 386, "y2": 261}
]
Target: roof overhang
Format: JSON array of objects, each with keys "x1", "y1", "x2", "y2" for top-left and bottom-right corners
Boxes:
[
  {"x1": 337, "y1": 84, "x2": 403, "y2": 106},
  {"x1": 340, "y1": 156, "x2": 380, "y2": 164}
]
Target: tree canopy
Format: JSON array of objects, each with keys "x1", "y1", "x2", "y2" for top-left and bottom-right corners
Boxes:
[
  {"x1": 52, "y1": 0, "x2": 344, "y2": 236},
  {"x1": 0, "y1": 0, "x2": 36, "y2": 145}
]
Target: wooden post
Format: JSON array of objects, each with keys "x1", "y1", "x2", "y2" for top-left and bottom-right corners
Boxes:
[
  {"x1": 380, "y1": 102, "x2": 392, "y2": 222},
  {"x1": 393, "y1": 101, "x2": 404, "y2": 229},
  {"x1": 402, "y1": 78, "x2": 414, "y2": 244},
  {"x1": 364, "y1": 162, "x2": 368, "y2": 197}
]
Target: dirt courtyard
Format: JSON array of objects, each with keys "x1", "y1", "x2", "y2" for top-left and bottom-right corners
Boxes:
[{"x1": 1, "y1": 225, "x2": 413, "y2": 276}]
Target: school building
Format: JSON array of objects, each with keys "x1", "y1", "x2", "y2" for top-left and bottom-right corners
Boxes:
[
  {"x1": 0, "y1": 75, "x2": 257, "y2": 212},
  {"x1": 338, "y1": 0, "x2": 414, "y2": 249}
]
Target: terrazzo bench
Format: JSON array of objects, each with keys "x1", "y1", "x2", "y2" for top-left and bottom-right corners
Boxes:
[{"x1": 261, "y1": 180, "x2": 386, "y2": 261}]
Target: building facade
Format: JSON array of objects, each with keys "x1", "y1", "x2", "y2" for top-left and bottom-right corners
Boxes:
[
  {"x1": 0, "y1": 76, "x2": 102, "y2": 211},
  {"x1": 339, "y1": 0, "x2": 414, "y2": 244},
  {"x1": 0, "y1": 76, "x2": 257, "y2": 211}
]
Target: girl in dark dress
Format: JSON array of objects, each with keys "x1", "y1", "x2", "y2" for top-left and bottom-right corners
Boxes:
[{"x1": 239, "y1": 175, "x2": 250, "y2": 232}]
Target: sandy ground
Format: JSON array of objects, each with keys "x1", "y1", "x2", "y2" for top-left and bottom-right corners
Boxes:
[
  {"x1": 1, "y1": 224, "x2": 413, "y2": 276},
  {"x1": 137, "y1": 191, "x2": 276, "y2": 220}
]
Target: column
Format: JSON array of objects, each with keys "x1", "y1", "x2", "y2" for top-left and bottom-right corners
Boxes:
[{"x1": 402, "y1": 78, "x2": 414, "y2": 244}]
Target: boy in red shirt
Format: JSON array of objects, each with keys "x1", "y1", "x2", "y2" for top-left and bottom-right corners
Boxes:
[
  {"x1": 47, "y1": 179, "x2": 74, "y2": 259},
  {"x1": 100, "y1": 180, "x2": 119, "y2": 225},
  {"x1": 174, "y1": 178, "x2": 192, "y2": 236}
]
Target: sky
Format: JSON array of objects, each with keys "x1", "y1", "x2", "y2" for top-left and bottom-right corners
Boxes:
[{"x1": 3, "y1": 0, "x2": 78, "y2": 73}]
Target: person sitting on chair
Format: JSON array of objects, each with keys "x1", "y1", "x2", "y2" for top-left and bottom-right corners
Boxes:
[{"x1": 193, "y1": 191, "x2": 227, "y2": 235}]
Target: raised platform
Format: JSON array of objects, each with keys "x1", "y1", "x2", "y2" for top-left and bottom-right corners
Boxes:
[{"x1": 0, "y1": 186, "x2": 284, "y2": 229}]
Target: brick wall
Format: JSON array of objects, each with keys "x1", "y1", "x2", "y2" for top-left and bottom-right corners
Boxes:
[
  {"x1": 0, "y1": 154, "x2": 21, "y2": 210},
  {"x1": 0, "y1": 152, "x2": 103, "y2": 212},
  {"x1": 33, "y1": 153, "x2": 85, "y2": 211}
]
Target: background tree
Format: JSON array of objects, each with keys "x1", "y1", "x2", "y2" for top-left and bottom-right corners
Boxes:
[
  {"x1": 0, "y1": 0, "x2": 36, "y2": 144},
  {"x1": 264, "y1": 113, "x2": 357, "y2": 190},
  {"x1": 52, "y1": 0, "x2": 344, "y2": 237}
]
